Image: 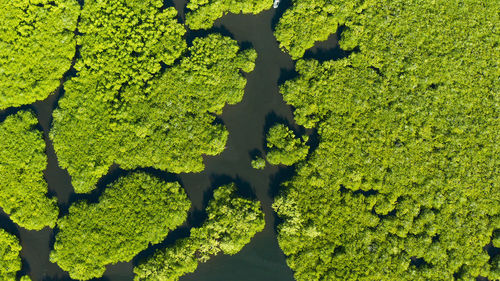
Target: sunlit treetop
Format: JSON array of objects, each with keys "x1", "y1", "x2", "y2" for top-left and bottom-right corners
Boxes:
[
  {"x1": 265, "y1": 124, "x2": 309, "y2": 166},
  {"x1": 186, "y1": 0, "x2": 271, "y2": 30},
  {"x1": 0, "y1": 229, "x2": 31, "y2": 281},
  {"x1": 50, "y1": 172, "x2": 191, "y2": 280},
  {"x1": 0, "y1": 0, "x2": 79, "y2": 109},
  {"x1": 52, "y1": 33, "x2": 256, "y2": 193},
  {"x1": 154, "y1": 34, "x2": 257, "y2": 115},
  {"x1": 251, "y1": 156, "x2": 266, "y2": 170},
  {"x1": 0, "y1": 110, "x2": 59, "y2": 230},
  {"x1": 76, "y1": 0, "x2": 187, "y2": 93},
  {"x1": 0, "y1": 229, "x2": 22, "y2": 281},
  {"x1": 274, "y1": 0, "x2": 364, "y2": 59},
  {"x1": 134, "y1": 183, "x2": 265, "y2": 281},
  {"x1": 193, "y1": 183, "x2": 265, "y2": 259},
  {"x1": 275, "y1": 0, "x2": 499, "y2": 280}
]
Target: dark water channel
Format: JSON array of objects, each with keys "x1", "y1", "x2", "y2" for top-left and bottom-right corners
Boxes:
[{"x1": 0, "y1": 0, "x2": 342, "y2": 280}]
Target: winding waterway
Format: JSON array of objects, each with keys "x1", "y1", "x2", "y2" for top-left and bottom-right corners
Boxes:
[{"x1": 0, "y1": 0, "x2": 340, "y2": 280}]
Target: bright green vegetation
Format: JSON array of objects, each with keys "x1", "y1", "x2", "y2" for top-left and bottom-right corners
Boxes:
[
  {"x1": 134, "y1": 184, "x2": 265, "y2": 281},
  {"x1": 186, "y1": 0, "x2": 271, "y2": 30},
  {"x1": 0, "y1": 111, "x2": 58, "y2": 230},
  {"x1": 51, "y1": 0, "x2": 257, "y2": 194},
  {"x1": 50, "y1": 172, "x2": 191, "y2": 280},
  {"x1": 0, "y1": 229, "x2": 31, "y2": 281},
  {"x1": 50, "y1": 0, "x2": 185, "y2": 193},
  {"x1": 494, "y1": 232, "x2": 500, "y2": 248},
  {"x1": 251, "y1": 156, "x2": 266, "y2": 170},
  {"x1": 75, "y1": 0, "x2": 186, "y2": 91},
  {"x1": 274, "y1": 0, "x2": 357, "y2": 59},
  {"x1": 0, "y1": 0, "x2": 79, "y2": 109},
  {"x1": 275, "y1": 0, "x2": 499, "y2": 280},
  {"x1": 266, "y1": 124, "x2": 309, "y2": 166}
]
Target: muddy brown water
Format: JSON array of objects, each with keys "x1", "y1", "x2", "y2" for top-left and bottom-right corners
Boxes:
[{"x1": 0, "y1": 0, "x2": 342, "y2": 280}]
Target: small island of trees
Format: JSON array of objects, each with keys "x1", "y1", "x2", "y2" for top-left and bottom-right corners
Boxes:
[
  {"x1": 134, "y1": 183, "x2": 265, "y2": 281},
  {"x1": 51, "y1": 0, "x2": 257, "y2": 193}
]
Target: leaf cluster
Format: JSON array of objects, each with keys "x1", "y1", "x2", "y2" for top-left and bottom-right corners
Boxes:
[
  {"x1": 51, "y1": 0, "x2": 257, "y2": 194},
  {"x1": 251, "y1": 156, "x2": 266, "y2": 170},
  {"x1": 134, "y1": 184, "x2": 265, "y2": 281},
  {"x1": 266, "y1": 124, "x2": 309, "y2": 166},
  {"x1": 186, "y1": 0, "x2": 271, "y2": 30},
  {"x1": 0, "y1": 0, "x2": 79, "y2": 109},
  {"x1": 50, "y1": 172, "x2": 191, "y2": 280},
  {"x1": 0, "y1": 229, "x2": 31, "y2": 281},
  {"x1": 0, "y1": 111, "x2": 58, "y2": 230},
  {"x1": 274, "y1": 0, "x2": 365, "y2": 59},
  {"x1": 75, "y1": 0, "x2": 186, "y2": 92}
]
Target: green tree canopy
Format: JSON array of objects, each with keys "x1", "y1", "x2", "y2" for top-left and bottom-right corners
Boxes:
[
  {"x1": 186, "y1": 0, "x2": 271, "y2": 30},
  {"x1": 0, "y1": 0, "x2": 79, "y2": 109},
  {"x1": 275, "y1": 0, "x2": 499, "y2": 280},
  {"x1": 266, "y1": 124, "x2": 309, "y2": 166},
  {"x1": 251, "y1": 156, "x2": 266, "y2": 170},
  {"x1": 75, "y1": 0, "x2": 186, "y2": 92},
  {"x1": 0, "y1": 229, "x2": 31, "y2": 281},
  {"x1": 0, "y1": 111, "x2": 58, "y2": 230},
  {"x1": 51, "y1": 0, "x2": 257, "y2": 193},
  {"x1": 134, "y1": 183, "x2": 265, "y2": 281},
  {"x1": 50, "y1": 172, "x2": 191, "y2": 280},
  {"x1": 274, "y1": 0, "x2": 364, "y2": 59}
]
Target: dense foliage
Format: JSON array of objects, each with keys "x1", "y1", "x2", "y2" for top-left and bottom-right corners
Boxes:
[
  {"x1": 50, "y1": 172, "x2": 191, "y2": 280},
  {"x1": 0, "y1": 0, "x2": 79, "y2": 109},
  {"x1": 251, "y1": 156, "x2": 266, "y2": 170},
  {"x1": 275, "y1": 0, "x2": 499, "y2": 280},
  {"x1": 51, "y1": 0, "x2": 257, "y2": 193},
  {"x1": 273, "y1": 0, "x2": 359, "y2": 59},
  {"x1": 134, "y1": 184, "x2": 265, "y2": 281},
  {"x1": 0, "y1": 229, "x2": 31, "y2": 281},
  {"x1": 0, "y1": 111, "x2": 58, "y2": 230},
  {"x1": 75, "y1": 0, "x2": 186, "y2": 91},
  {"x1": 186, "y1": 0, "x2": 271, "y2": 30},
  {"x1": 266, "y1": 124, "x2": 309, "y2": 166},
  {"x1": 50, "y1": 0, "x2": 186, "y2": 193}
]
